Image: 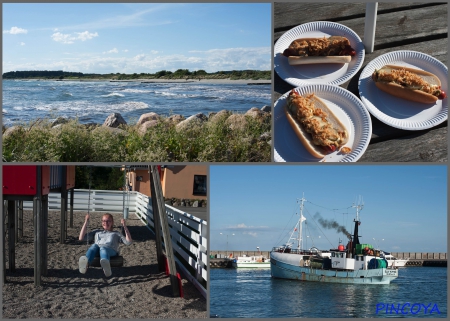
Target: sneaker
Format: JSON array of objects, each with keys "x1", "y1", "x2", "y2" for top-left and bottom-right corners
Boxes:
[
  {"x1": 100, "y1": 258, "x2": 112, "y2": 277},
  {"x1": 79, "y1": 256, "x2": 88, "y2": 274}
]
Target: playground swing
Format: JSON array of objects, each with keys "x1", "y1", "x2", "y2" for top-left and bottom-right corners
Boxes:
[{"x1": 84, "y1": 166, "x2": 128, "y2": 268}]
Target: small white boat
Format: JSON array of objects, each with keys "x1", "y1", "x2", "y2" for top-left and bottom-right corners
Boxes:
[
  {"x1": 232, "y1": 255, "x2": 270, "y2": 268},
  {"x1": 382, "y1": 252, "x2": 409, "y2": 267}
]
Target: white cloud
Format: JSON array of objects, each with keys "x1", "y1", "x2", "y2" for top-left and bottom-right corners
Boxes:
[
  {"x1": 4, "y1": 26, "x2": 28, "y2": 34},
  {"x1": 51, "y1": 31, "x2": 98, "y2": 44},
  {"x1": 133, "y1": 54, "x2": 146, "y2": 61},
  {"x1": 244, "y1": 232, "x2": 258, "y2": 237},
  {"x1": 3, "y1": 46, "x2": 271, "y2": 74},
  {"x1": 20, "y1": 42, "x2": 25, "y2": 46},
  {"x1": 104, "y1": 48, "x2": 119, "y2": 54},
  {"x1": 123, "y1": 49, "x2": 129, "y2": 53},
  {"x1": 76, "y1": 31, "x2": 98, "y2": 41},
  {"x1": 150, "y1": 50, "x2": 160, "y2": 54}
]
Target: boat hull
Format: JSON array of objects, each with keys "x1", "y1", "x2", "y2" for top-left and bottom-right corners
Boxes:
[
  {"x1": 232, "y1": 256, "x2": 270, "y2": 268},
  {"x1": 270, "y1": 252, "x2": 398, "y2": 285},
  {"x1": 232, "y1": 262, "x2": 271, "y2": 268}
]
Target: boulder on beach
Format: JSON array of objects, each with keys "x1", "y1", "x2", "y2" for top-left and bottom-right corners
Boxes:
[
  {"x1": 139, "y1": 120, "x2": 159, "y2": 135},
  {"x1": 208, "y1": 110, "x2": 232, "y2": 123},
  {"x1": 103, "y1": 113, "x2": 127, "y2": 128},
  {"x1": 245, "y1": 107, "x2": 265, "y2": 119},
  {"x1": 225, "y1": 114, "x2": 247, "y2": 131},
  {"x1": 51, "y1": 117, "x2": 69, "y2": 128},
  {"x1": 176, "y1": 113, "x2": 207, "y2": 131},
  {"x1": 137, "y1": 112, "x2": 159, "y2": 126},
  {"x1": 261, "y1": 105, "x2": 271, "y2": 113},
  {"x1": 166, "y1": 114, "x2": 185, "y2": 124},
  {"x1": 3, "y1": 126, "x2": 24, "y2": 138}
]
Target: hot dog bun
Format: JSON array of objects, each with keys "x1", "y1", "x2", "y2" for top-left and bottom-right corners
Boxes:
[
  {"x1": 288, "y1": 56, "x2": 352, "y2": 65},
  {"x1": 285, "y1": 92, "x2": 350, "y2": 159},
  {"x1": 372, "y1": 65, "x2": 444, "y2": 104}
]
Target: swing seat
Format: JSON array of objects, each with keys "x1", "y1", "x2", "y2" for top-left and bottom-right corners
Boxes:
[{"x1": 91, "y1": 255, "x2": 124, "y2": 267}]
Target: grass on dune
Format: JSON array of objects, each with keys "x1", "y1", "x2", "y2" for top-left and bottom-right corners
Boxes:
[{"x1": 2, "y1": 113, "x2": 271, "y2": 162}]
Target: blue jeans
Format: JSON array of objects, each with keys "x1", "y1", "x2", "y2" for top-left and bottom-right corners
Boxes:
[{"x1": 85, "y1": 244, "x2": 117, "y2": 264}]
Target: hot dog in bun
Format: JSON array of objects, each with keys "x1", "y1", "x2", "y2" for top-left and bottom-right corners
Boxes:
[
  {"x1": 371, "y1": 65, "x2": 447, "y2": 103},
  {"x1": 283, "y1": 36, "x2": 356, "y2": 65},
  {"x1": 285, "y1": 90, "x2": 351, "y2": 158}
]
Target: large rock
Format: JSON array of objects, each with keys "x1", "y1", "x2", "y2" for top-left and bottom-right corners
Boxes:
[
  {"x1": 245, "y1": 107, "x2": 264, "y2": 119},
  {"x1": 51, "y1": 116, "x2": 69, "y2": 127},
  {"x1": 225, "y1": 114, "x2": 247, "y2": 131},
  {"x1": 209, "y1": 110, "x2": 231, "y2": 123},
  {"x1": 103, "y1": 113, "x2": 127, "y2": 128},
  {"x1": 3, "y1": 126, "x2": 24, "y2": 138},
  {"x1": 261, "y1": 105, "x2": 271, "y2": 113},
  {"x1": 166, "y1": 114, "x2": 185, "y2": 124},
  {"x1": 137, "y1": 112, "x2": 159, "y2": 126},
  {"x1": 138, "y1": 120, "x2": 159, "y2": 135},
  {"x1": 176, "y1": 113, "x2": 207, "y2": 131}
]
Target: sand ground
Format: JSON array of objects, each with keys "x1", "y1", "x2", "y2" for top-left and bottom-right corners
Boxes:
[{"x1": 2, "y1": 210, "x2": 206, "y2": 319}]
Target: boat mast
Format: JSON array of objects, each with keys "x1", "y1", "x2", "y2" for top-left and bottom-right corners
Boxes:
[
  {"x1": 297, "y1": 194, "x2": 306, "y2": 250},
  {"x1": 351, "y1": 197, "x2": 364, "y2": 253}
]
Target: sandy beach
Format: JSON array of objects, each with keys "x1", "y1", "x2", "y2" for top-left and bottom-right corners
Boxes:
[{"x1": 2, "y1": 210, "x2": 206, "y2": 319}]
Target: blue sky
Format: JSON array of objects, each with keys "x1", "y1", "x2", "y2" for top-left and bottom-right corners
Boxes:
[
  {"x1": 3, "y1": 3, "x2": 271, "y2": 74},
  {"x1": 210, "y1": 165, "x2": 447, "y2": 254}
]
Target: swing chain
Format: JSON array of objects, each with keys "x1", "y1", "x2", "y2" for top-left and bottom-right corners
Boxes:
[{"x1": 86, "y1": 166, "x2": 92, "y2": 248}]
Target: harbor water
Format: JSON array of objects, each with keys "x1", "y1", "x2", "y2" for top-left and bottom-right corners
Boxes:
[
  {"x1": 210, "y1": 267, "x2": 447, "y2": 318},
  {"x1": 2, "y1": 80, "x2": 271, "y2": 126}
]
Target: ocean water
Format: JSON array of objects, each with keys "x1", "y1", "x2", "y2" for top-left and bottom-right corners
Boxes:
[
  {"x1": 2, "y1": 80, "x2": 271, "y2": 126},
  {"x1": 210, "y1": 267, "x2": 447, "y2": 318}
]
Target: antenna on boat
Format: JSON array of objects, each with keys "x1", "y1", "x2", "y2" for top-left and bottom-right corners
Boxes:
[
  {"x1": 296, "y1": 193, "x2": 307, "y2": 250},
  {"x1": 352, "y1": 196, "x2": 364, "y2": 221}
]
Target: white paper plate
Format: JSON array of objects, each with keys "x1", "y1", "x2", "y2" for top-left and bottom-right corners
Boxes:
[
  {"x1": 359, "y1": 50, "x2": 448, "y2": 130},
  {"x1": 274, "y1": 84, "x2": 372, "y2": 162},
  {"x1": 274, "y1": 21, "x2": 365, "y2": 87}
]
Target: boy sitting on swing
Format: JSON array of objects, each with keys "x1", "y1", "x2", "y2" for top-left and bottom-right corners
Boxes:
[{"x1": 78, "y1": 213, "x2": 132, "y2": 277}]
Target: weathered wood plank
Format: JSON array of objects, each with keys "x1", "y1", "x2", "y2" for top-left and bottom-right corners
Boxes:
[
  {"x1": 358, "y1": 126, "x2": 447, "y2": 162},
  {"x1": 274, "y1": 4, "x2": 447, "y2": 47},
  {"x1": 274, "y1": 2, "x2": 446, "y2": 31}
]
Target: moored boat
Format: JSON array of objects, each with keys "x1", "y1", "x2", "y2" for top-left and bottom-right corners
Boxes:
[
  {"x1": 232, "y1": 255, "x2": 270, "y2": 268},
  {"x1": 381, "y1": 252, "x2": 409, "y2": 267},
  {"x1": 270, "y1": 196, "x2": 399, "y2": 284}
]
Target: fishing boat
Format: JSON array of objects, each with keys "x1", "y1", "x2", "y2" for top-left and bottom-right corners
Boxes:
[
  {"x1": 381, "y1": 252, "x2": 409, "y2": 267},
  {"x1": 270, "y1": 196, "x2": 399, "y2": 284},
  {"x1": 232, "y1": 255, "x2": 270, "y2": 268}
]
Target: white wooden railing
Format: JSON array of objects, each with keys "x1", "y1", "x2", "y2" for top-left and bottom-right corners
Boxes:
[{"x1": 23, "y1": 189, "x2": 207, "y2": 297}]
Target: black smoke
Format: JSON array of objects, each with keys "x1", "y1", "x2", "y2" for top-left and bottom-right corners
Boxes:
[{"x1": 314, "y1": 213, "x2": 352, "y2": 240}]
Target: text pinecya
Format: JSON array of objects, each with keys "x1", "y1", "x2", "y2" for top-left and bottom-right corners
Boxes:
[{"x1": 376, "y1": 303, "x2": 440, "y2": 315}]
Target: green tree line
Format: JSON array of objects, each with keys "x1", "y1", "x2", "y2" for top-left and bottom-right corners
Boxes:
[
  {"x1": 2, "y1": 69, "x2": 270, "y2": 80},
  {"x1": 75, "y1": 166, "x2": 124, "y2": 190}
]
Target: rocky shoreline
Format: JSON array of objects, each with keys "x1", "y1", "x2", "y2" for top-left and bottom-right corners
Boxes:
[{"x1": 3, "y1": 105, "x2": 272, "y2": 139}]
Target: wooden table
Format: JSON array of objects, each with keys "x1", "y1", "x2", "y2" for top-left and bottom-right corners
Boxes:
[{"x1": 274, "y1": 2, "x2": 447, "y2": 162}]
